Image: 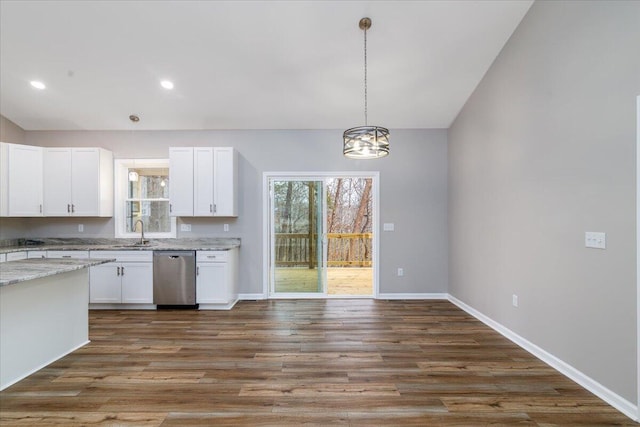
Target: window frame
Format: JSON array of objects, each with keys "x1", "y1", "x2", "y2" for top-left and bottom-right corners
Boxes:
[{"x1": 114, "y1": 159, "x2": 176, "y2": 238}]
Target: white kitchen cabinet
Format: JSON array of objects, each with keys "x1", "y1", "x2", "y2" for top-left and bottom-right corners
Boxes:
[
  {"x1": 43, "y1": 147, "x2": 113, "y2": 217},
  {"x1": 193, "y1": 147, "x2": 214, "y2": 216},
  {"x1": 0, "y1": 142, "x2": 43, "y2": 217},
  {"x1": 169, "y1": 147, "x2": 237, "y2": 217},
  {"x1": 46, "y1": 250, "x2": 90, "y2": 259},
  {"x1": 27, "y1": 251, "x2": 47, "y2": 259},
  {"x1": 196, "y1": 249, "x2": 238, "y2": 309},
  {"x1": 89, "y1": 251, "x2": 153, "y2": 305},
  {"x1": 213, "y1": 147, "x2": 237, "y2": 217},
  {"x1": 6, "y1": 251, "x2": 27, "y2": 261},
  {"x1": 169, "y1": 147, "x2": 194, "y2": 216}
]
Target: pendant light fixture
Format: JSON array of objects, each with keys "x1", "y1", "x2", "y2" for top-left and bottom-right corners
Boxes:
[{"x1": 343, "y1": 17, "x2": 389, "y2": 159}]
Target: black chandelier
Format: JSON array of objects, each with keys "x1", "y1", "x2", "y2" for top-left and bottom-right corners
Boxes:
[{"x1": 343, "y1": 17, "x2": 390, "y2": 159}]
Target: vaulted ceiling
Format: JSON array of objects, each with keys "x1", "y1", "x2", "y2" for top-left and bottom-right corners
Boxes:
[{"x1": 0, "y1": 1, "x2": 533, "y2": 131}]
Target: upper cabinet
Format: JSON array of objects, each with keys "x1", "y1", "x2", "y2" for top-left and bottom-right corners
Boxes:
[
  {"x1": 43, "y1": 147, "x2": 113, "y2": 217},
  {"x1": 0, "y1": 142, "x2": 113, "y2": 218},
  {"x1": 169, "y1": 147, "x2": 195, "y2": 216},
  {"x1": 169, "y1": 147, "x2": 238, "y2": 217},
  {"x1": 0, "y1": 142, "x2": 44, "y2": 217}
]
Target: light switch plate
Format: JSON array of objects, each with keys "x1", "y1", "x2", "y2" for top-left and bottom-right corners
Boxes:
[
  {"x1": 585, "y1": 231, "x2": 606, "y2": 249},
  {"x1": 383, "y1": 223, "x2": 395, "y2": 232}
]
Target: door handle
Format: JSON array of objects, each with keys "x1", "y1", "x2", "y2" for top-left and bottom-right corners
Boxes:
[{"x1": 196, "y1": 266, "x2": 200, "y2": 276}]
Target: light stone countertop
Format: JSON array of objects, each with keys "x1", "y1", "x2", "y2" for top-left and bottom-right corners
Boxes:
[
  {"x1": 0, "y1": 238, "x2": 241, "y2": 255},
  {"x1": 0, "y1": 258, "x2": 114, "y2": 287}
]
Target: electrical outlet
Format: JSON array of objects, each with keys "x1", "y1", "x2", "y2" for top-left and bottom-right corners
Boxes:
[
  {"x1": 224, "y1": 224, "x2": 229, "y2": 232},
  {"x1": 181, "y1": 224, "x2": 192, "y2": 232},
  {"x1": 78, "y1": 224, "x2": 84, "y2": 233},
  {"x1": 383, "y1": 223, "x2": 395, "y2": 231},
  {"x1": 512, "y1": 294, "x2": 519, "y2": 307},
  {"x1": 397, "y1": 268, "x2": 404, "y2": 277}
]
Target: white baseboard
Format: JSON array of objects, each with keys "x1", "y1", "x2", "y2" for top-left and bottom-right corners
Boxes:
[
  {"x1": 448, "y1": 295, "x2": 638, "y2": 422},
  {"x1": 238, "y1": 293, "x2": 267, "y2": 301},
  {"x1": 378, "y1": 293, "x2": 448, "y2": 300}
]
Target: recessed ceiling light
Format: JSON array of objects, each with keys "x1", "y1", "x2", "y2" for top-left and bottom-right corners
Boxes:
[
  {"x1": 30, "y1": 80, "x2": 46, "y2": 90},
  {"x1": 160, "y1": 80, "x2": 174, "y2": 90}
]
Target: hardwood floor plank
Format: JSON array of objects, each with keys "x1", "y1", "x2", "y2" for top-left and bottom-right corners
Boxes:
[{"x1": 0, "y1": 300, "x2": 635, "y2": 426}]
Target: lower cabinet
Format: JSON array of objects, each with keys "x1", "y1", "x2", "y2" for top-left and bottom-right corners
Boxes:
[
  {"x1": 89, "y1": 251, "x2": 153, "y2": 305},
  {"x1": 196, "y1": 249, "x2": 238, "y2": 309}
]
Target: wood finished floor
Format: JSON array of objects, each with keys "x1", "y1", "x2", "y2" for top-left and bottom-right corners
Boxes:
[{"x1": 0, "y1": 299, "x2": 636, "y2": 426}]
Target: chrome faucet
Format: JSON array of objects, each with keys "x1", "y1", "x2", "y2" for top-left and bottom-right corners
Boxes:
[{"x1": 134, "y1": 219, "x2": 145, "y2": 245}]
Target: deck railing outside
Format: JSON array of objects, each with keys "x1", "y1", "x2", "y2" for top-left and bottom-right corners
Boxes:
[{"x1": 275, "y1": 233, "x2": 372, "y2": 267}]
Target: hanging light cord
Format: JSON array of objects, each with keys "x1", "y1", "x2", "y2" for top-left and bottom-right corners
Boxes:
[{"x1": 363, "y1": 25, "x2": 368, "y2": 126}]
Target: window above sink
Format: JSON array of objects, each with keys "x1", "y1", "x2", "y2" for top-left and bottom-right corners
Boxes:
[{"x1": 114, "y1": 159, "x2": 176, "y2": 239}]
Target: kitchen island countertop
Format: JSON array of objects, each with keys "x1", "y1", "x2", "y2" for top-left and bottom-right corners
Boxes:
[{"x1": 0, "y1": 258, "x2": 114, "y2": 287}]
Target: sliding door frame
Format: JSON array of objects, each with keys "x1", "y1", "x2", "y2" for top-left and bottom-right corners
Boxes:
[{"x1": 263, "y1": 171, "x2": 380, "y2": 299}]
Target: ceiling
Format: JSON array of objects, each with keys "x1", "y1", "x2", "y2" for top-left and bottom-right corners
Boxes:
[{"x1": 0, "y1": 1, "x2": 533, "y2": 131}]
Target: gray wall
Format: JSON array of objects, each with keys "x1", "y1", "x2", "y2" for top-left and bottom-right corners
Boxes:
[
  {"x1": 449, "y1": 0, "x2": 639, "y2": 404},
  {"x1": 0, "y1": 116, "x2": 25, "y2": 144},
  {"x1": 1, "y1": 128, "x2": 448, "y2": 296}
]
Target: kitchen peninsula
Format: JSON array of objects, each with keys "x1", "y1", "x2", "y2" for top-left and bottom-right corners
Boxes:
[{"x1": 0, "y1": 257, "x2": 113, "y2": 390}]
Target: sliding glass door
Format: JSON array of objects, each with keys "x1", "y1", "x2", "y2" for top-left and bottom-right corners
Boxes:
[
  {"x1": 270, "y1": 179, "x2": 326, "y2": 295},
  {"x1": 266, "y1": 173, "x2": 377, "y2": 298}
]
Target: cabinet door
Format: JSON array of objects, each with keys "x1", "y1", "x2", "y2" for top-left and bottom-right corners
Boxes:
[
  {"x1": 213, "y1": 147, "x2": 237, "y2": 216},
  {"x1": 43, "y1": 148, "x2": 72, "y2": 216},
  {"x1": 8, "y1": 144, "x2": 43, "y2": 216},
  {"x1": 169, "y1": 147, "x2": 194, "y2": 216},
  {"x1": 90, "y1": 263, "x2": 122, "y2": 303},
  {"x1": 121, "y1": 262, "x2": 154, "y2": 303},
  {"x1": 196, "y1": 262, "x2": 228, "y2": 303},
  {"x1": 193, "y1": 147, "x2": 214, "y2": 216},
  {"x1": 71, "y1": 148, "x2": 101, "y2": 216}
]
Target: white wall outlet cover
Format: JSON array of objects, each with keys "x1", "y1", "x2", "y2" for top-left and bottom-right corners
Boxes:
[
  {"x1": 512, "y1": 294, "x2": 518, "y2": 307},
  {"x1": 383, "y1": 223, "x2": 395, "y2": 231},
  {"x1": 397, "y1": 268, "x2": 404, "y2": 276},
  {"x1": 585, "y1": 231, "x2": 606, "y2": 249},
  {"x1": 224, "y1": 224, "x2": 229, "y2": 232},
  {"x1": 78, "y1": 224, "x2": 84, "y2": 232},
  {"x1": 181, "y1": 224, "x2": 192, "y2": 232}
]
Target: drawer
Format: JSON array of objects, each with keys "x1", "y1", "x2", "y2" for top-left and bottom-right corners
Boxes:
[
  {"x1": 0, "y1": 253, "x2": 6, "y2": 263},
  {"x1": 47, "y1": 250, "x2": 90, "y2": 259},
  {"x1": 27, "y1": 251, "x2": 47, "y2": 259},
  {"x1": 197, "y1": 251, "x2": 228, "y2": 262},
  {"x1": 90, "y1": 250, "x2": 153, "y2": 263},
  {"x1": 6, "y1": 251, "x2": 28, "y2": 261}
]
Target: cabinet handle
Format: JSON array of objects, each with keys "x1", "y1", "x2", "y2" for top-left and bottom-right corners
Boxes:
[
  {"x1": 121, "y1": 266, "x2": 125, "y2": 276},
  {"x1": 40, "y1": 204, "x2": 42, "y2": 213},
  {"x1": 62, "y1": 255, "x2": 71, "y2": 258},
  {"x1": 207, "y1": 256, "x2": 216, "y2": 259},
  {"x1": 117, "y1": 266, "x2": 120, "y2": 276},
  {"x1": 214, "y1": 204, "x2": 217, "y2": 213},
  {"x1": 170, "y1": 204, "x2": 172, "y2": 213},
  {"x1": 196, "y1": 266, "x2": 200, "y2": 276},
  {"x1": 71, "y1": 204, "x2": 75, "y2": 213},
  {"x1": 210, "y1": 204, "x2": 213, "y2": 213},
  {"x1": 67, "y1": 204, "x2": 71, "y2": 213}
]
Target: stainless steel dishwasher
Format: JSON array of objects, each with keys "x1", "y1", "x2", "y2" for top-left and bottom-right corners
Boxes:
[{"x1": 153, "y1": 251, "x2": 197, "y2": 308}]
